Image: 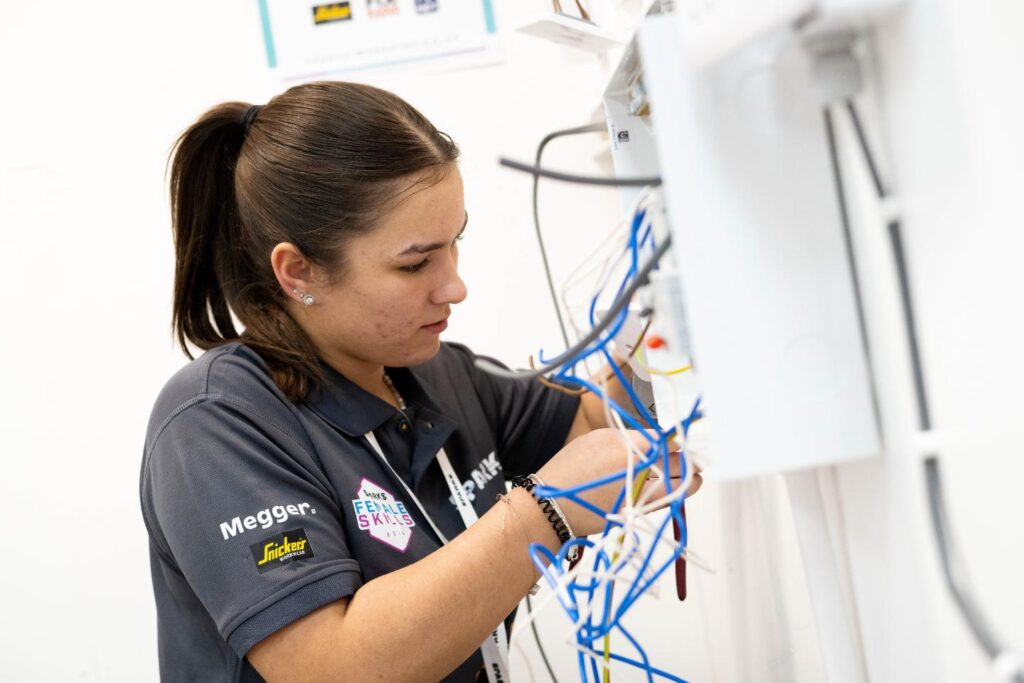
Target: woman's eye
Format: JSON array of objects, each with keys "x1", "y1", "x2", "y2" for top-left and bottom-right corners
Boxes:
[{"x1": 400, "y1": 259, "x2": 430, "y2": 273}]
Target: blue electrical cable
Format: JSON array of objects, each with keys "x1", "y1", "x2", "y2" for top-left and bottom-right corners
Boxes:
[
  {"x1": 523, "y1": 199, "x2": 701, "y2": 682},
  {"x1": 537, "y1": 207, "x2": 648, "y2": 373}
]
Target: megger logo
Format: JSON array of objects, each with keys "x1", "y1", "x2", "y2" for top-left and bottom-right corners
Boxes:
[
  {"x1": 251, "y1": 528, "x2": 314, "y2": 574},
  {"x1": 219, "y1": 502, "x2": 317, "y2": 540}
]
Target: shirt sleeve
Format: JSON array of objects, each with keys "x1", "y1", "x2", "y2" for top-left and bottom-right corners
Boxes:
[
  {"x1": 443, "y1": 343, "x2": 581, "y2": 475},
  {"x1": 140, "y1": 395, "x2": 362, "y2": 657}
]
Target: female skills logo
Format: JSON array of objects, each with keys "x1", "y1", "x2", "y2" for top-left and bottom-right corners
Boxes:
[{"x1": 352, "y1": 478, "x2": 416, "y2": 551}]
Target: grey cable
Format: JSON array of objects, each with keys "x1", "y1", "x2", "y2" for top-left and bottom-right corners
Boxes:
[
  {"x1": 508, "y1": 124, "x2": 640, "y2": 682},
  {"x1": 925, "y1": 457, "x2": 1024, "y2": 682},
  {"x1": 845, "y1": 100, "x2": 887, "y2": 199},
  {"x1": 524, "y1": 593, "x2": 559, "y2": 683},
  {"x1": 475, "y1": 236, "x2": 673, "y2": 380},
  {"x1": 533, "y1": 123, "x2": 608, "y2": 349},
  {"x1": 887, "y1": 220, "x2": 932, "y2": 431},
  {"x1": 500, "y1": 157, "x2": 662, "y2": 187},
  {"x1": 844, "y1": 98, "x2": 931, "y2": 430},
  {"x1": 822, "y1": 105, "x2": 883, "y2": 436},
  {"x1": 846, "y1": 98, "x2": 1021, "y2": 676}
]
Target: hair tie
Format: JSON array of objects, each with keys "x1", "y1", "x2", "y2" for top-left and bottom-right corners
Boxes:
[{"x1": 241, "y1": 104, "x2": 263, "y2": 135}]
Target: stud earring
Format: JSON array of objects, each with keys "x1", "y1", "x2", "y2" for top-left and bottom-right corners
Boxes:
[{"x1": 291, "y1": 288, "x2": 315, "y2": 306}]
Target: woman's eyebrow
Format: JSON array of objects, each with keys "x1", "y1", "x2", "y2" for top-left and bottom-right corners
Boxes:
[{"x1": 396, "y1": 212, "x2": 469, "y2": 256}]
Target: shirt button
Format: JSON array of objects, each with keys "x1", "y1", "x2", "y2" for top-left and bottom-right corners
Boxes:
[{"x1": 399, "y1": 420, "x2": 410, "y2": 432}]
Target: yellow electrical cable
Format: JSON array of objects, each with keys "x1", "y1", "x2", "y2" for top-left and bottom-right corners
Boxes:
[
  {"x1": 602, "y1": 468, "x2": 651, "y2": 683},
  {"x1": 634, "y1": 345, "x2": 692, "y2": 376}
]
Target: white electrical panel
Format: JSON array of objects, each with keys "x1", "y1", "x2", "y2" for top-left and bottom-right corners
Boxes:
[
  {"x1": 607, "y1": 13, "x2": 881, "y2": 479},
  {"x1": 598, "y1": 5, "x2": 1024, "y2": 683}
]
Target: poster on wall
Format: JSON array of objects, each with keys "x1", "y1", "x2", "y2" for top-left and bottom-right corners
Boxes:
[{"x1": 258, "y1": 0, "x2": 500, "y2": 80}]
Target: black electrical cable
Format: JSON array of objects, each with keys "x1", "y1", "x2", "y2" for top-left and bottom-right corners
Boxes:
[
  {"x1": 500, "y1": 157, "x2": 662, "y2": 187},
  {"x1": 846, "y1": 99, "x2": 1021, "y2": 676},
  {"x1": 475, "y1": 236, "x2": 672, "y2": 380},
  {"x1": 524, "y1": 593, "x2": 559, "y2": 683},
  {"x1": 532, "y1": 123, "x2": 608, "y2": 349}
]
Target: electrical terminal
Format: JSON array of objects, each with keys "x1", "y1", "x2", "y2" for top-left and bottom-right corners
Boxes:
[{"x1": 648, "y1": 268, "x2": 692, "y2": 361}]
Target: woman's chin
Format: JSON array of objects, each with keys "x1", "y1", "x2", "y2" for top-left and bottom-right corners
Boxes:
[{"x1": 389, "y1": 337, "x2": 443, "y2": 368}]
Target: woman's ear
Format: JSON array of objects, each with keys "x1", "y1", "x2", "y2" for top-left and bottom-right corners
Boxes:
[{"x1": 271, "y1": 242, "x2": 316, "y2": 303}]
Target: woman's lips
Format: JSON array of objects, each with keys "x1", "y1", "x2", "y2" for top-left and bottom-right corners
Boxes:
[{"x1": 422, "y1": 319, "x2": 448, "y2": 334}]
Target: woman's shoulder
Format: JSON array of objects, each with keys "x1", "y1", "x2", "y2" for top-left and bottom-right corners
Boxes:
[
  {"x1": 153, "y1": 342, "x2": 278, "y2": 404},
  {"x1": 144, "y1": 343, "x2": 291, "y2": 449}
]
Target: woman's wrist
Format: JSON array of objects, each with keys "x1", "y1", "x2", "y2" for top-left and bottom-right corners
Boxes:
[
  {"x1": 507, "y1": 486, "x2": 562, "y2": 553},
  {"x1": 511, "y1": 474, "x2": 582, "y2": 565}
]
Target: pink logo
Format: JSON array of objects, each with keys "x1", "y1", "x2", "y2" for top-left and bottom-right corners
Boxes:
[{"x1": 351, "y1": 478, "x2": 416, "y2": 551}]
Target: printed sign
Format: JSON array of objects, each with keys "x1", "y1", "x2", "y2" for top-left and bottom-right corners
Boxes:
[{"x1": 259, "y1": 0, "x2": 499, "y2": 79}]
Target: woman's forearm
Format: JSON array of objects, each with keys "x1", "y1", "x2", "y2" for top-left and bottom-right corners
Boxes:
[
  {"x1": 249, "y1": 486, "x2": 559, "y2": 683},
  {"x1": 568, "y1": 357, "x2": 637, "y2": 439}
]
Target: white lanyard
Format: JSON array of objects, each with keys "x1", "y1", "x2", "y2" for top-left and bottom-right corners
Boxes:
[{"x1": 364, "y1": 431, "x2": 511, "y2": 683}]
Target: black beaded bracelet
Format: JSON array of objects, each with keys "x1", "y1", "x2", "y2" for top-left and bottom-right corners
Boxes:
[{"x1": 510, "y1": 474, "x2": 578, "y2": 561}]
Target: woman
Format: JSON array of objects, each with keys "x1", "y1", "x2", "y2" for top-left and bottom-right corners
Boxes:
[{"x1": 141, "y1": 81, "x2": 693, "y2": 682}]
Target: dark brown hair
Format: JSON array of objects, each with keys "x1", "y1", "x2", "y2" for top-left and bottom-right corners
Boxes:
[{"x1": 169, "y1": 81, "x2": 460, "y2": 400}]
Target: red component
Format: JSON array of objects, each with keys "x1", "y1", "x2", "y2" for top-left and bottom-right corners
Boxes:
[
  {"x1": 646, "y1": 335, "x2": 667, "y2": 350},
  {"x1": 674, "y1": 505, "x2": 687, "y2": 601}
]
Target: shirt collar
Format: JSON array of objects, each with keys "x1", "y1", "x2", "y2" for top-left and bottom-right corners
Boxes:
[
  {"x1": 304, "y1": 363, "x2": 396, "y2": 437},
  {"x1": 303, "y1": 363, "x2": 455, "y2": 439}
]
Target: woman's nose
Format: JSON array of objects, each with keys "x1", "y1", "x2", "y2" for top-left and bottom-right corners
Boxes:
[{"x1": 432, "y1": 266, "x2": 467, "y2": 306}]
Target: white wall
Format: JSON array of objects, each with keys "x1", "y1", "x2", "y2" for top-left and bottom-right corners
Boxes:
[
  {"x1": 865, "y1": 2, "x2": 1024, "y2": 679},
  {"x1": 7, "y1": 3, "x2": 1020, "y2": 683},
  {"x1": 0, "y1": 2, "x2": 637, "y2": 680}
]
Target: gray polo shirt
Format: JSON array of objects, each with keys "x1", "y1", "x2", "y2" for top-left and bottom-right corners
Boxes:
[{"x1": 140, "y1": 342, "x2": 579, "y2": 682}]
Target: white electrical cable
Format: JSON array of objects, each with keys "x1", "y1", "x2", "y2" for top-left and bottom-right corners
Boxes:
[
  {"x1": 512, "y1": 189, "x2": 705, "y2": 682},
  {"x1": 560, "y1": 211, "x2": 630, "y2": 320},
  {"x1": 560, "y1": 187, "x2": 654, "y2": 352}
]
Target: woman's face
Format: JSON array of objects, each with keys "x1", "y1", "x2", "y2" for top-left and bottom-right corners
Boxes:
[{"x1": 302, "y1": 166, "x2": 468, "y2": 374}]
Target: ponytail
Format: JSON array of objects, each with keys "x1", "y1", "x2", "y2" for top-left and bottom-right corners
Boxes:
[
  {"x1": 169, "y1": 103, "x2": 246, "y2": 354},
  {"x1": 168, "y1": 102, "x2": 325, "y2": 399}
]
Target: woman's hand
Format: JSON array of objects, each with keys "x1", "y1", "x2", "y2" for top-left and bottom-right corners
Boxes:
[{"x1": 536, "y1": 428, "x2": 702, "y2": 537}]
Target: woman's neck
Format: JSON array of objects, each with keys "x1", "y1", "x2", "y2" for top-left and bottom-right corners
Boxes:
[{"x1": 320, "y1": 352, "x2": 399, "y2": 409}]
